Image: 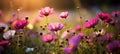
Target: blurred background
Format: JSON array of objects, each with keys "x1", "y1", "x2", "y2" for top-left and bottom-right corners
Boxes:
[{"x1": 0, "y1": 0, "x2": 120, "y2": 22}]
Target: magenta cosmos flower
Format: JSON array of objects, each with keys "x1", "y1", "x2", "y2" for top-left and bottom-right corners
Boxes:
[
  {"x1": 0, "y1": 40, "x2": 10, "y2": 46},
  {"x1": 63, "y1": 33, "x2": 85, "y2": 54},
  {"x1": 48, "y1": 22, "x2": 64, "y2": 31},
  {"x1": 39, "y1": 7, "x2": 54, "y2": 17},
  {"x1": 84, "y1": 18, "x2": 99, "y2": 28},
  {"x1": 112, "y1": 11, "x2": 120, "y2": 17},
  {"x1": 98, "y1": 12, "x2": 115, "y2": 25},
  {"x1": 13, "y1": 20, "x2": 29, "y2": 30},
  {"x1": 74, "y1": 25, "x2": 82, "y2": 31},
  {"x1": 42, "y1": 34, "x2": 55, "y2": 43},
  {"x1": 106, "y1": 40, "x2": 120, "y2": 52},
  {"x1": 59, "y1": 11, "x2": 68, "y2": 19}
]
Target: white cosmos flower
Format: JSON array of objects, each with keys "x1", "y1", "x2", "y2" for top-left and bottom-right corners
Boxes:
[{"x1": 3, "y1": 30, "x2": 16, "y2": 39}]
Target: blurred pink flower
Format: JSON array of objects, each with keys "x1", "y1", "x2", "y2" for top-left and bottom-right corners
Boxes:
[
  {"x1": 61, "y1": 29, "x2": 76, "y2": 39},
  {"x1": 75, "y1": 25, "x2": 82, "y2": 31},
  {"x1": 59, "y1": 11, "x2": 68, "y2": 19},
  {"x1": 84, "y1": 18, "x2": 99, "y2": 28},
  {"x1": 39, "y1": 7, "x2": 54, "y2": 17},
  {"x1": 42, "y1": 34, "x2": 55, "y2": 43},
  {"x1": 48, "y1": 22, "x2": 64, "y2": 31},
  {"x1": 13, "y1": 20, "x2": 29, "y2": 30},
  {"x1": 111, "y1": 11, "x2": 120, "y2": 17},
  {"x1": 0, "y1": 10, "x2": 3, "y2": 17},
  {"x1": 0, "y1": 40, "x2": 10, "y2": 46}
]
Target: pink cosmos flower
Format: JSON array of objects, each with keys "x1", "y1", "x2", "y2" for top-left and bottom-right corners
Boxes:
[
  {"x1": 112, "y1": 11, "x2": 120, "y2": 17},
  {"x1": 42, "y1": 34, "x2": 55, "y2": 43},
  {"x1": 75, "y1": 25, "x2": 82, "y2": 31},
  {"x1": 0, "y1": 40, "x2": 10, "y2": 46},
  {"x1": 13, "y1": 20, "x2": 29, "y2": 30},
  {"x1": 48, "y1": 22, "x2": 64, "y2": 31},
  {"x1": 84, "y1": 18, "x2": 99, "y2": 28},
  {"x1": 98, "y1": 12, "x2": 115, "y2": 25},
  {"x1": 39, "y1": 7, "x2": 54, "y2": 17},
  {"x1": 59, "y1": 11, "x2": 68, "y2": 19}
]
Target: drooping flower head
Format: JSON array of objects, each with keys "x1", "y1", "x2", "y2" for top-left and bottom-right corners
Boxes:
[
  {"x1": 39, "y1": 7, "x2": 54, "y2": 17},
  {"x1": 84, "y1": 18, "x2": 99, "y2": 28},
  {"x1": 48, "y1": 22, "x2": 64, "y2": 31},
  {"x1": 106, "y1": 40, "x2": 120, "y2": 52},
  {"x1": 69, "y1": 33, "x2": 85, "y2": 47},
  {"x1": 59, "y1": 11, "x2": 68, "y2": 19},
  {"x1": 63, "y1": 33, "x2": 85, "y2": 54},
  {"x1": 13, "y1": 20, "x2": 29, "y2": 30},
  {"x1": 42, "y1": 34, "x2": 55, "y2": 43}
]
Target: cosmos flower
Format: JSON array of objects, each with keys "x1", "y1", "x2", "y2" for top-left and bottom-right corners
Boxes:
[
  {"x1": 59, "y1": 11, "x2": 68, "y2": 19},
  {"x1": 74, "y1": 25, "x2": 82, "y2": 31},
  {"x1": 13, "y1": 20, "x2": 29, "y2": 30},
  {"x1": 48, "y1": 22, "x2": 64, "y2": 31},
  {"x1": 61, "y1": 29, "x2": 76, "y2": 39},
  {"x1": 84, "y1": 18, "x2": 99, "y2": 28},
  {"x1": 101, "y1": 33, "x2": 114, "y2": 42},
  {"x1": 63, "y1": 47, "x2": 74, "y2": 54},
  {"x1": 3, "y1": 30, "x2": 16, "y2": 40},
  {"x1": 69, "y1": 33, "x2": 85, "y2": 47},
  {"x1": 98, "y1": 12, "x2": 110, "y2": 21},
  {"x1": 39, "y1": 7, "x2": 54, "y2": 17},
  {"x1": 106, "y1": 40, "x2": 120, "y2": 52},
  {"x1": 63, "y1": 33, "x2": 85, "y2": 54},
  {"x1": 42, "y1": 34, "x2": 55, "y2": 43},
  {"x1": 0, "y1": 40, "x2": 10, "y2": 46},
  {"x1": 111, "y1": 11, "x2": 120, "y2": 17},
  {"x1": 98, "y1": 12, "x2": 115, "y2": 25}
]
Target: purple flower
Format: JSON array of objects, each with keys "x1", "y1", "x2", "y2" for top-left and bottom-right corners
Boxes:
[
  {"x1": 0, "y1": 40, "x2": 10, "y2": 46},
  {"x1": 59, "y1": 11, "x2": 68, "y2": 19},
  {"x1": 39, "y1": 7, "x2": 54, "y2": 17},
  {"x1": 84, "y1": 18, "x2": 99, "y2": 28},
  {"x1": 63, "y1": 47, "x2": 73, "y2": 54},
  {"x1": 101, "y1": 33, "x2": 114, "y2": 42},
  {"x1": 63, "y1": 33, "x2": 85, "y2": 54},
  {"x1": 13, "y1": 20, "x2": 29, "y2": 30},
  {"x1": 106, "y1": 40, "x2": 120, "y2": 52},
  {"x1": 42, "y1": 34, "x2": 55, "y2": 43},
  {"x1": 69, "y1": 33, "x2": 85, "y2": 47},
  {"x1": 48, "y1": 22, "x2": 64, "y2": 31}
]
